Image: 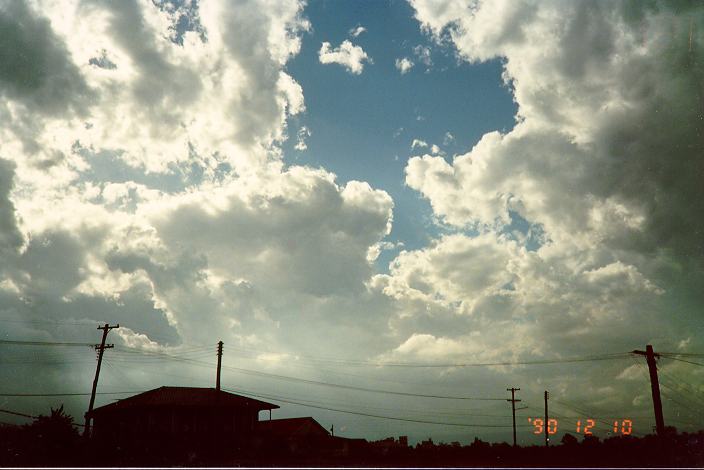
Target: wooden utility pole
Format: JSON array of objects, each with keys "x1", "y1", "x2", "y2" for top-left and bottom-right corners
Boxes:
[
  {"x1": 216, "y1": 341, "x2": 223, "y2": 391},
  {"x1": 84, "y1": 323, "x2": 119, "y2": 437},
  {"x1": 507, "y1": 387, "x2": 521, "y2": 447},
  {"x1": 544, "y1": 390, "x2": 549, "y2": 447},
  {"x1": 633, "y1": 344, "x2": 665, "y2": 436}
]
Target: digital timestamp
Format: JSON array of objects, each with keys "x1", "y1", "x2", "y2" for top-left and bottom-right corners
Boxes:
[{"x1": 528, "y1": 418, "x2": 633, "y2": 435}]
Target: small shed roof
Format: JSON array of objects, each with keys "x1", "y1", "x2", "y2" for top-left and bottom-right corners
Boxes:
[
  {"x1": 88, "y1": 386, "x2": 279, "y2": 417},
  {"x1": 257, "y1": 417, "x2": 330, "y2": 439}
]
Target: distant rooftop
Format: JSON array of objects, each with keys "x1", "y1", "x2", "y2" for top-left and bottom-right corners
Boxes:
[
  {"x1": 87, "y1": 386, "x2": 279, "y2": 416},
  {"x1": 258, "y1": 417, "x2": 330, "y2": 438}
]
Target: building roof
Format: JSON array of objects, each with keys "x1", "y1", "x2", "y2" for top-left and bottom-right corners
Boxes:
[
  {"x1": 257, "y1": 417, "x2": 330, "y2": 439},
  {"x1": 87, "y1": 386, "x2": 279, "y2": 417}
]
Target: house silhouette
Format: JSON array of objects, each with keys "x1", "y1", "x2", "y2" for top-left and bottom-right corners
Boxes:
[{"x1": 86, "y1": 386, "x2": 278, "y2": 456}]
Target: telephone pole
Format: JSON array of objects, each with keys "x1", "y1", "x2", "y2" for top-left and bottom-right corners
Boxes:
[
  {"x1": 544, "y1": 390, "x2": 549, "y2": 447},
  {"x1": 84, "y1": 323, "x2": 119, "y2": 437},
  {"x1": 216, "y1": 341, "x2": 223, "y2": 391},
  {"x1": 633, "y1": 344, "x2": 665, "y2": 436},
  {"x1": 507, "y1": 387, "x2": 521, "y2": 446}
]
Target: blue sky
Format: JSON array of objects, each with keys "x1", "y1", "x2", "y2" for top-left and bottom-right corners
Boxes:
[{"x1": 283, "y1": 0, "x2": 516, "y2": 265}]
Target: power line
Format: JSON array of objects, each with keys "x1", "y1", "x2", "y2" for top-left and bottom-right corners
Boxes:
[
  {"x1": 113, "y1": 346, "x2": 638, "y2": 401},
  {"x1": 120, "y1": 341, "x2": 633, "y2": 368},
  {"x1": 0, "y1": 391, "x2": 143, "y2": 397},
  {"x1": 0, "y1": 318, "x2": 93, "y2": 326},
  {"x1": 94, "y1": 358, "x2": 514, "y2": 420},
  {"x1": 222, "y1": 387, "x2": 529, "y2": 429},
  {"x1": 231, "y1": 385, "x2": 511, "y2": 420},
  {"x1": 0, "y1": 408, "x2": 35, "y2": 419},
  {"x1": 116, "y1": 346, "x2": 506, "y2": 401},
  {"x1": 656, "y1": 368, "x2": 704, "y2": 409},
  {"x1": 0, "y1": 339, "x2": 94, "y2": 347},
  {"x1": 656, "y1": 364, "x2": 704, "y2": 405},
  {"x1": 657, "y1": 352, "x2": 704, "y2": 358},
  {"x1": 226, "y1": 346, "x2": 632, "y2": 368},
  {"x1": 632, "y1": 358, "x2": 704, "y2": 422},
  {"x1": 662, "y1": 356, "x2": 704, "y2": 367}
]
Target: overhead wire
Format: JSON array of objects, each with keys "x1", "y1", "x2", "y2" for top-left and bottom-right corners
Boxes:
[
  {"x1": 0, "y1": 408, "x2": 36, "y2": 419},
  {"x1": 0, "y1": 391, "x2": 143, "y2": 397},
  {"x1": 2, "y1": 336, "x2": 699, "y2": 433},
  {"x1": 220, "y1": 345, "x2": 633, "y2": 368},
  {"x1": 656, "y1": 361, "x2": 704, "y2": 403},
  {"x1": 0, "y1": 339, "x2": 95, "y2": 347},
  {"x1": 661, "y1": 356, "x2": 704, "y2": 367},
  {"x1": 222, "y1": 387, "x2": 528, "y2": 429},
  {"x1": 230, "y1": 384, "x2": 511, "y2": 420},
  {"x1": 630, "y1": 357, "x2": 704, "y2": 427},
  {"x1": 114, "y1": 346, "x2": 506, "y2": 401},
  {"x1": 658, "y1": 352, "x2": 704, "y2": 358},
  {"x1": 75, "y1": 357, "x2": 512, "y2": 421},
  {"x1": 655, "y1": 367, "x2": 704, "y2": 409}
]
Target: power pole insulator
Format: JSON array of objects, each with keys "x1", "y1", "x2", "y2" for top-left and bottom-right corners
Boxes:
[
  {"x1": 633, "y1": 344, "x2": 665, "y2": 436},
  {"x1": 84, "y1": 323, "x2": 119, "y2": 438},
  {"x1": 216, "y1": 341, "x2": 223, "y2": 391},
  {"x1": 507, "y1": 387, "x2": 521, "y2": 447}
]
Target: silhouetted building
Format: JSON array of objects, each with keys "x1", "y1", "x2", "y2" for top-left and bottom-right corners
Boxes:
[
  {"x1": 86, "y1": 386, "x2": 278, "y2": 455},
  {"x1": 256, "y1": 417, "x2": 330, "y2": 454}
]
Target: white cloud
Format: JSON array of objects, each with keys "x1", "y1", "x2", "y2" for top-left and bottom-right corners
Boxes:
[
  {"x1": 407, "y1": 0, "x2": 704, "y2": 261},
  {"x1": 0, "y1": 0, "x2": 309, "y2": 184},
  {"x1": 366, "y1": 0, "x2": 704, "y2": 421},
  {"x1": 349, "y1": 25, "x2": 366, "y2": 37},
  {"x1": 1, "y1": 0, "x2": 702, "y2": 442},
  {"x1": 294, "y1": 126, "x2": 311, "y2": 151},
  {"x1": 413, "y1": 44, "x2": 432, "y2": 67},
  {"x1": 395, "y1": 57, "x2": 414, "y2": 74},
  {"x1": 0, "y1": 0, "x2": 403, "y2": 428},
  {"x1": 410, "y1": 139, "x2": 428, "y2": 149},
  {"x1": 430, "y1": 144, "x2": 443, "y2": 155},
  {"x1": 318, "y1": 40, "x2": 371, "y2": 74}
]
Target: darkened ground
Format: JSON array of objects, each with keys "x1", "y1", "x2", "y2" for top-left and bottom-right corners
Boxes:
[{"x1": 1, "y1": 407, "x2": 702, "y2": 467}]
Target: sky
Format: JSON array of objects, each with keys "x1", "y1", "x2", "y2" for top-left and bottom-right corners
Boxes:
[{"x1": 0, "y1": 0, "x2": 703, "y2": 446}]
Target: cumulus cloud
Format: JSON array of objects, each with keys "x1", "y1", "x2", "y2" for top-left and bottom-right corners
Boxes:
[
  {"x1": 408, "y1": 1, "x2": 704, "y2": 258},
  {"x1": 1, "y1": 0, "x2": 702, "y2": 443},
  {"x1": 395, "y1": 57, "x2": 414, "y2": 74},
  {"x1": 361, "y1": 0, "x2": 704, "y2": 423},
  {"x1": 319, "y1": 40, "x2": 372, "y2": 74},
  {"x1": 0, "y1": 0, "x2": 309, "y2": 186},
  {"x1": 0, "y1": 159, "x2": 23, "y2": 257},
  {"x1": 0, "y1": 0, "x2": 400, "y2": 427},
  {"x1": 0, "y1": 0, "x2": 93, "y2": 116}
]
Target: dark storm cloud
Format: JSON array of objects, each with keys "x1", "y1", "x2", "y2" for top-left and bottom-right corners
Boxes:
[
  {"x1": 0, "y1": 0, "x2": 92, "y2": 115},
  {"x1": 0, "y1": 158, "x2": 22, "y2": 256}
]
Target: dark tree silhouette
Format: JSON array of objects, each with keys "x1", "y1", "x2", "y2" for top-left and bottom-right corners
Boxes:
[{"x1": 3, "y1": 405, "x2": 83, "y2": 466}]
